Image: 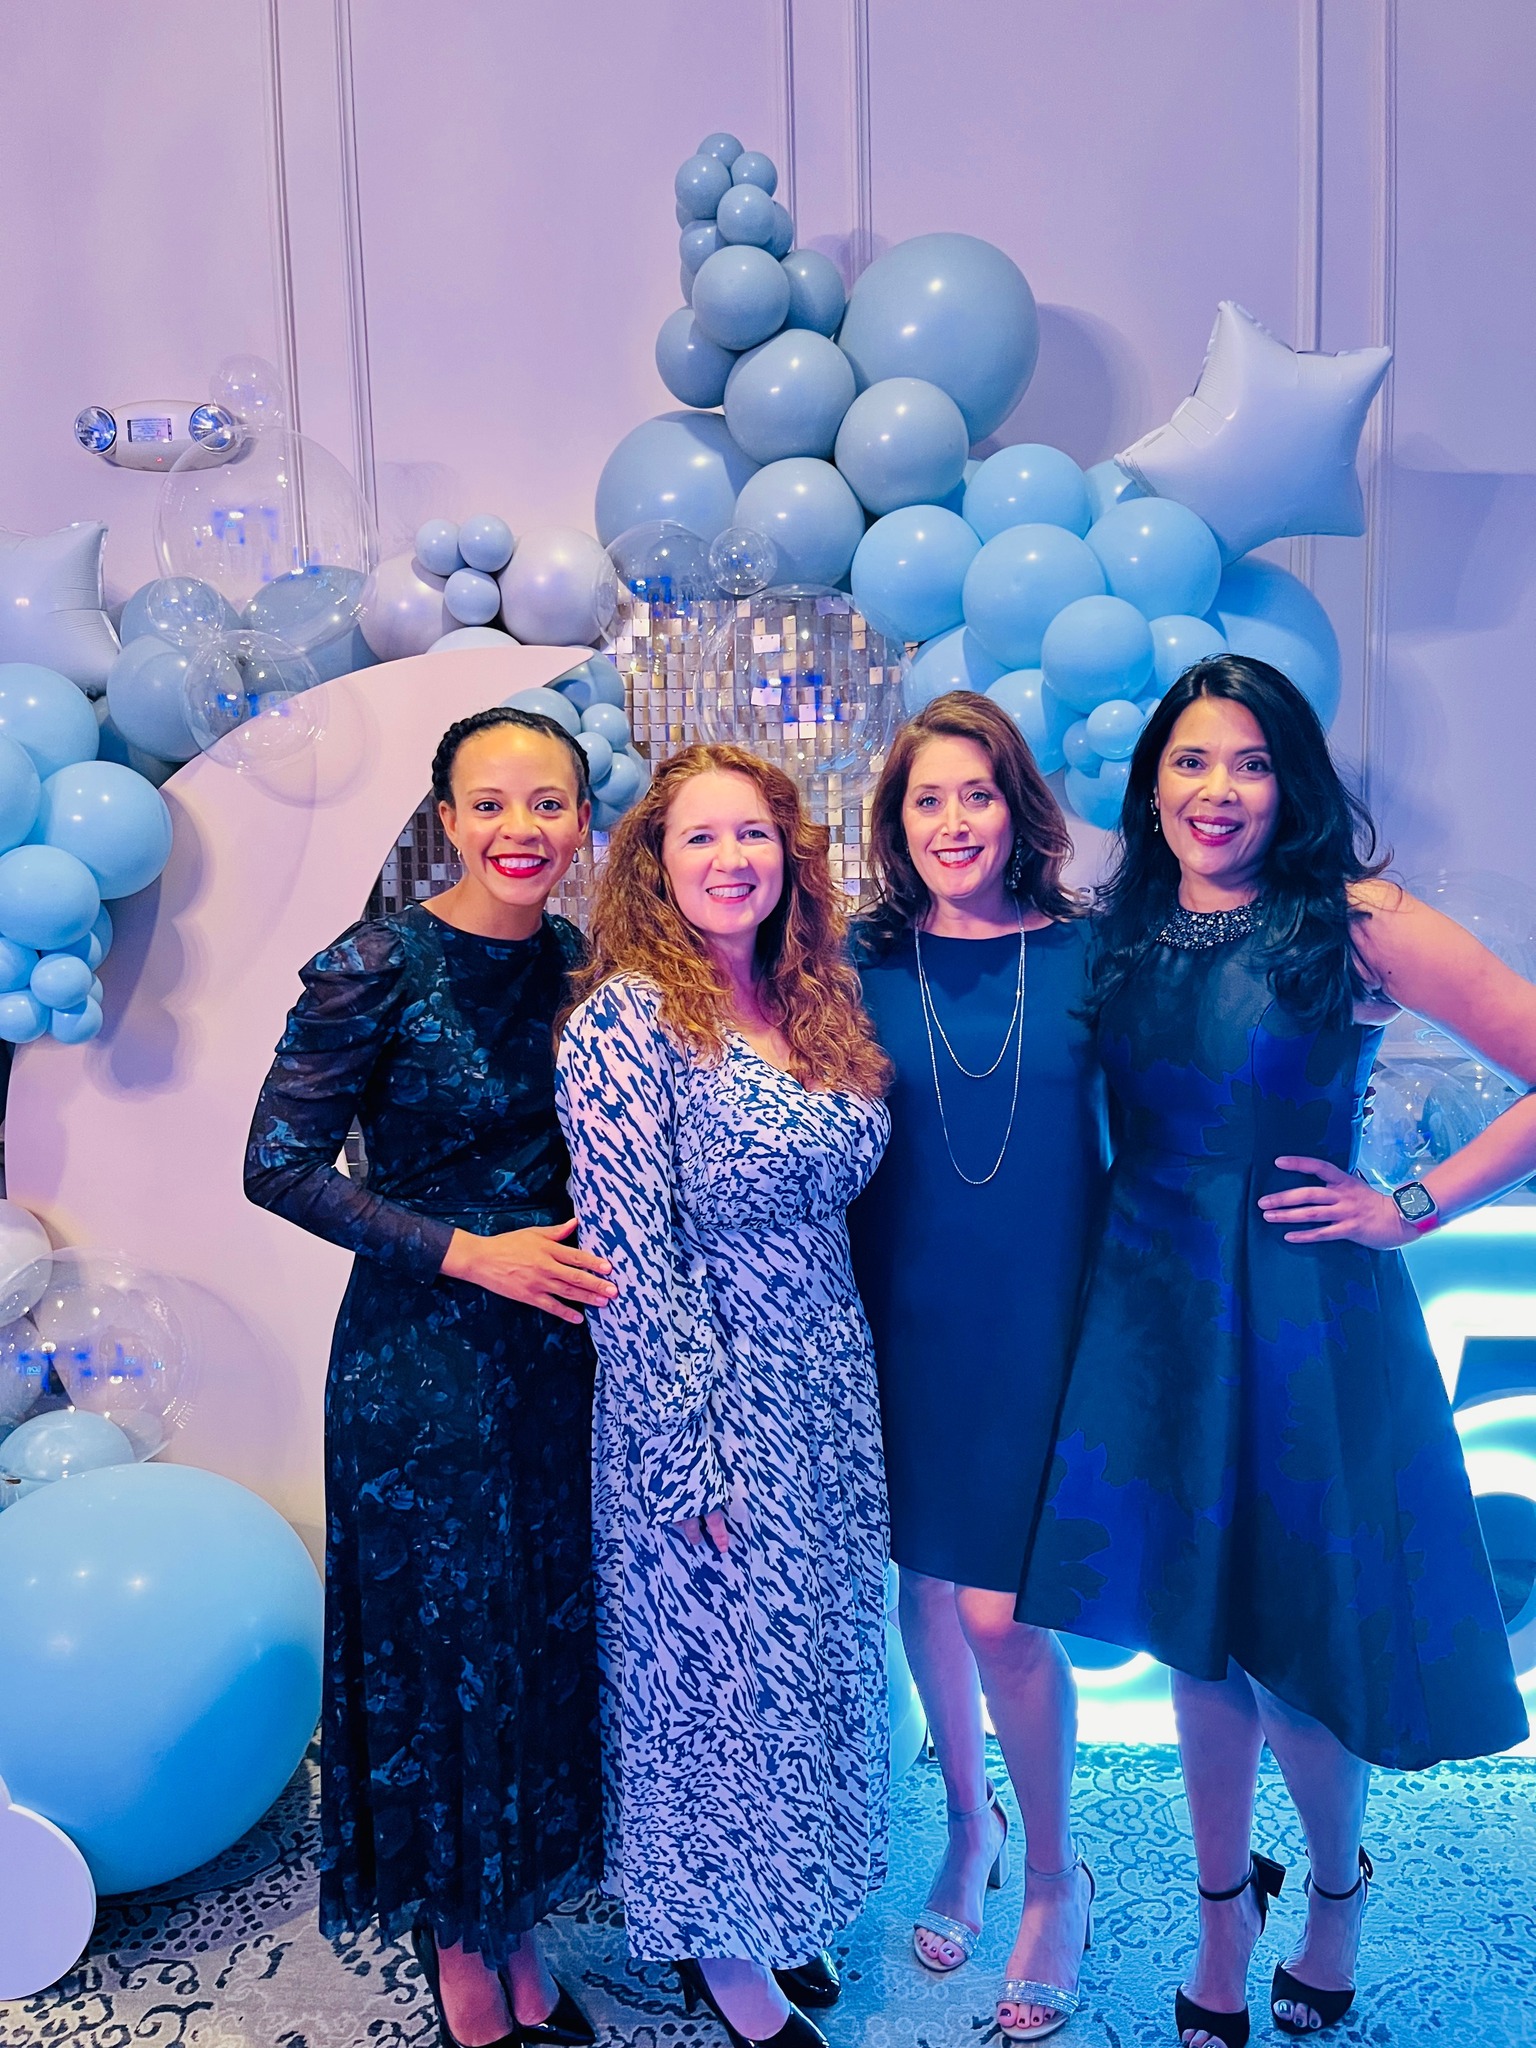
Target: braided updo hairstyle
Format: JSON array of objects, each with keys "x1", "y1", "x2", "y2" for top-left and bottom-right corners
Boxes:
[{"x1": 431, "y1": 705, "x2": 591, "y2": 809}]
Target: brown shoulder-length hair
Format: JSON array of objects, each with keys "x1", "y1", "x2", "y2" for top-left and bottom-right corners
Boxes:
[
  {"x1": 562, "y1": 742, "x2": 890, "y2": 1098},
  {"x1": 863, "y1": 691, "x2": 1082, "y2": 944}
]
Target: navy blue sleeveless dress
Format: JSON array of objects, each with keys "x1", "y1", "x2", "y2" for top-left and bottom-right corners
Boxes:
[
  {"x1": 245, "y1": 902, "x2": 603, "y2": 1955},
  {"x1": 1015, "y1": 916, "x2": 1527, "y2": 1769},
  {"x1": 850, "y1": 919, "x2": 1107, "y2": 1595}
]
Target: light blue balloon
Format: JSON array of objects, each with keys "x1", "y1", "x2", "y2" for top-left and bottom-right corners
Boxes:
[
  {"x1": 766, "y1": 202, "x2": 795, "y2": 260},
  {"x1": 57, "y1": 906, "x2": 112, "y2": 972},
  {"x1": 835, "y1": 378, "x2": 969, "y2": 517},
  {"x1": 902, "y1": 625, "x2": 1006, "y2": 714},
  {"x1": 680, "y1": 221, "x2": 723, "y2": 275},
  {"x1": 443, "y1": 568, "x2": 502, "y2": 626},
  {"x1": 0, "y1": 732, "x2": 40, "y2": 851},
  {"x1": 1083, "y1": 460, "x2": 1145, "y2": 523},
  {"x1": 0, "y1": 935, "x2": 37, "y2": 993},
  {"x1": 0, "y1": 1409, "x2": 134, "y2": 1483},
  {"x1": 1041, "y1": 595, "x2": 1156, "y2": 713},
  {"x1": 36, "y1": 761, "x2": 173, "y2": 900},
  {"x1": 781, "y1": 250, "x2": 846, "y2": 337},
  {"x1": 1099, "y1": 757, "x2": 1132, "y2": 798},
  {"x1": 457, "y1": 515, "x2": 516, "y2": 574},
  {"x1": 697, "y1": 131, "x2": 744, "y2": 167},
  {"x1": 103, "y1": 641, "x2": 193, "y2": 773},
  {"x1": 503, "y1": 686, "x2": 581, "y2": 738},
  {"x1": 50, "y1": 995, "x2": 103, "y2": 1044},
  {"x1": 689, "y1": 246, "x2": 792, "y2": 352},
  {"x1": 580, "y1": 702, "x2": 633, "y2": 750},
  {"x1": 0, "y1": 989, "x2": 47, "y2": 1042},
  {"x1": 414, "y1": 520, "x2": 463, "y2": 577},
  {"x1": 595, "y1": 411, "x2": 759, "y2": 547},
  {"x1": 1085, "y1": 697, "x2": 1147, "y2": 761},
  {"x1": 715, "y1": 183, "x2": 776, "y2": 248},
  {"x1": 596, "y1": 749, "x2": 645, "y2": 809},
  {"x1": 243, "y1": 566, "x2": 367, "y2": 655},
  {"x1": 961, "y1": 525, "x2": 1105, "y2": 670},
  {"x1": 963, "y1": 445, "x2": 1091, "y2": 541},
  {"x1": 675, "y1": 198, "x2": 692, "y2": 230},
  {"x1": 838, "y1": 232, "x2": 1039, "y2": 441},
  {"x1": 119, "y1": 578, "x2": 236, "y2": 648},
  {"x1": 1086, "y1": 499, "x2": 1222, "y2": 621},
  {"x1": 552, "y1": 654, "x2": 627, "y2": 712},
  {"x1": 591, "y1": 797, "x2": 626, "y2": 835},
  {"x1": 577, "y1": 729, "x2": 614, "y2": 786},
  {"x1": 723, "y1": 331, "x2": 856, "y2": 464},
  {"x1": 1150, "y1": 613, "x2": 1228, "y2": 694},
  {"x1": 30, "y1": 950, "x2": 92, "y2": 1009},
  {"x1": 733, "y1": 458, "x2": 865, "y2": 586},
  {"x1": 674, "y1": 153, "x2": 731, "y2": 221},
  {"x1": 1213, "y1": 557, "x2": 1342, "y2": 728},
  {"x1": 0, "y1": 664, "x2": 100, "y2": 780},
  {"x1": 305, "y1": 622, "x2": 380, "y2": 684},
  {"x1": 655, "y1": 309, "x2": 736, "y2": 410},
  {"x1": 428, "y1": 627, "x2": 510, "y2": 655},
  {"x1": 1062, "y1": 720, "x2": 1102, "y2": 772},
  {"x1": 851, "y1": 506, "x2": 979, "y2": 645},
  {"x1": 985, "y1": 669, "x2": 1072, "y2": 774},
  {"x1": 1064, "y1": 763, "x2": 1124, "y2": 831},
  {"x1": 0, "y1": 845, "x2": 99, "y2": 950},
  {"x1": 0, "y1": 1461, "x2": 323, "y2": 1895},
  {"x1": 731, "y1": 150, "x2": 778, "y2": 195}
]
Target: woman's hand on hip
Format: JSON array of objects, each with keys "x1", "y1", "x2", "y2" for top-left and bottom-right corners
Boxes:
[
  {"x1": 674, "y1": 1508, "x2": 731, "y2": 1554},
  {"x1": 440, "y1": 1219, "x2": 617, "y2": 1322},
  {"x1": 1258, "y1": 1157, "x2": 1413, "y2": 1248}
]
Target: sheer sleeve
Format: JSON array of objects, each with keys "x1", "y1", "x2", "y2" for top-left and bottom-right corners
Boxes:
[
  {"x1": 244, "y1": 923, "x2": 455, "y2": 1280},
  {"x1": 554, "y1": 976, "x2": 727, "y2": 1524}
]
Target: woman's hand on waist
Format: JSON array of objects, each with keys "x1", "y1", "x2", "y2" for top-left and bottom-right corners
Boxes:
[
  {"x1": 440, "y1": 1218, "x2": 617, "y2": 1323},
  {"x1": 1258, "y1": 1155, "x2": 1413, "y2": 1249}
]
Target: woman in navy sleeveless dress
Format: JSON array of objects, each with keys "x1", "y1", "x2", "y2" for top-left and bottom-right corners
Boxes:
[{"x1": 1016, "y1": 660, "x2": 1533, "y2": 2048}]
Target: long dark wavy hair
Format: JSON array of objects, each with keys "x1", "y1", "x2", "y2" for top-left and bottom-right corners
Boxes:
[
  {"x1": 861, "y1": 691, "x2": 1082, "y2": 950},
  {"x1": 1087, "y1": 654, "x2": 1389, "y2": 1029}
]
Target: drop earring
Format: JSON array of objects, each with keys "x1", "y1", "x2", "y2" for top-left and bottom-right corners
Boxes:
[
  {"x1": 1005, "y1": 837, "x2": 1027, "y2": 891},
  {"x1": 1150, "y1": 799, "x2": 1161, "y2": 836}
]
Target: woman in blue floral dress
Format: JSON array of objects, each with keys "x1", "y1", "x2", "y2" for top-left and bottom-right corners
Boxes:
[
  {"x1": 246, "y1": 708, "x2": 615, "y2": 2048},
  {"x1": 555, "y1": 743, "x2": 891, "y2": 2048}
]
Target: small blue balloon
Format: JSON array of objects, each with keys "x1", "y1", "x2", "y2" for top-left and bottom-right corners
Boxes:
[
  {"x1": 674, "y1": 153, "x2": 731, "y2": 220},
  {"x1": 963, "y1": 445, "x2": 1092, "y2": 541},
  {"x1": 0, "y1": 844, "x2": 100, "y2": 950},
  {"x1": 697, "y1": 131, "x2": 744, "y2": 167},
  {"x1": 851, "y1": 506, "x2": 979, "y2": 646},
  {"x1": 733, "y1": 458, "x2": 865, "y2": 587},
  {"x1": 443, "y1": 568, "x2": 502, "y2": 626},
  {"x1": 689, "y1": 246, "x2": 792, "y2": 352},
  {"x1": 1213, "y1": 558, "x2": 1342, "y2": 727},
  {"x1": 723, "y1": 331, "x2": 856, "y2": 464},
  {"x1": 1084, "y1": 460, "x2": 1145, "y2": 523},
  {"x1": 731, "y1": 151, "x2": 778, "y2": 195},
  {"x1": 50, "y1": 995, "x2": 104, "y2": 1044},
  {"x1": 596, "y1": 750, "x2": 645, "y2": 810},
  {"x1": 0, "y1": 732, "x2": 40, "y2": 852},
  {"x1": 835, "y1": 378, "x2": 969, "y2": 518},
  {"x1": 0, "y1": 665, "x2": 100, "y2": 781},
  {"x1": 580, "y1": 702, "x2": 633, "y2": 750},
  {"x1": 1064, "y1": 763, "x2": 1126, "y2": 832},
  {"x1": 985, "y1": 669, "x2": 1072, "y2": 775},
  {"x1": 715, "y1": 183, "x2": 776, "y2": 248},
  {"x1": 1062, "y1": 721, "x2": 1101, "y2": 773},
  {"x1": 1041, "y1": 595, "x2": 1156, "y2": 713},
  {"x1": 30, "y1": 950, "x2": 93, "y2": 1009},
  {"x1": 577, "y1": 729, "x2": 614, "y2": 786},
  {"x1": 902, "y1": 625, "x2": 1006, "y2": 714},
  {"x1": 36, "y1": 761, "x2": 173, "y2": 900},
  {"x1": 781, "y1": 250, "x2": 846, "y2": 337},
  {"x1": 594, "y1": 411, "x2": 760, "y2": 548},
  {"x1": 0, "y1": 1409, "x2": 134, "y2": 1483},
  {"x1": 0, "y1": 989, "x2": 47, "y2": 1042},
  {"x1": 1099, "y1": 758, "x2": 1132, "y2": 799},
  {"x1": 961, "y1": 525, "x2": 1105, "y2": 670},
  {"x1": 58, "y1": 907, "x2": 111, "y2": 972},
  {"x1": 655, "y1": 309, "x2": 737, "y2": 410},
  {"x1": 1086, "y1": 498, "x2": 1222, "y2": 621},
  {"x1": 414, "y1": 520, "x2": 463, "y2": 577},
  {"x1": 0, "y1": 935, "x2": 37, "y2": 993},
  {"x1": 457, "y1": 515, "x2": 516, "y2": 574},
  {"x1": 1085, "y1": 697, "x2": 1147, "y2": 761},
  {"x1": 680, "y1": 221, "x2": 723, "y2": 275},
  {"x1": 591, "y1": 797, "x2": 627, "y2": 835},
  {"x1": 106, "y1": 639, "x2": 199, "y2": 764},
  {"x1": 675, "y1": 199, "x2": 692, "y2": 230},
  {"x1": 766, "y1": 202, "x2": 795, "y2": 260},
  {"x1": 503, "y1": 686, "x2": 582, "y2": 738},
  {"x1": 552, "y1": 655, "x2": 627, "y2": 713},
  {"x1": 428, "y1": 627, "x2": 509, "y2": 655},
  {"x1": 1150, "y1": 614, "x2": 1228, "y2": 695}
]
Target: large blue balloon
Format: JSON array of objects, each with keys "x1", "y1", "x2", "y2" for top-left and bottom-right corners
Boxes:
[
  {"x1": 961, "y1": 524, "x2": 1105, "y2": 670},
  {"x1": 689, "y1": 246, "x2": 791, "y2": 352},
  {"x1": 723, "y1": 331, "x2": 856, "y2": 463},
  {"x1": 1150, "y1": 613, "x2": 1227, "y2": 695},
  {"x1": 902, "y1": 625, "x2": 1006, "y2": 714},
  {"x1": 1086, "y1": 498, "x2": 1223, "y2": 621},
  {"x1": 985, "y1": 668, "x2": 1073, "y2": 775},
  {"x1": 834, "y1": 378, "x2": 969, "y2": 517},
  {"x1": 655, "y1": 309, "x2": 737, "y2": 410},
  {"x1": 595, "y1": 411, "x2": 759, "y2": 547},
  {"x1": 0, "y1": 732, "x2": 41, "y2": 851},
  {"x1": 36, "y1": 761, "x2": 173, "y2": 900},
  {"x1": 0, "y1": 1461, "x2": 323, "y2": 1895},
  {"x1": 838, "y1": 232, "x2": 1039, "y2": 440},
  {"x1": 0, "y1": 845, "x2": 100, "y2": 950},
  {"x1": 1041, "y1": 595, "x2": 1155, "y2": 712},
  {"x1": 851, "y1": 506, "x2": 979, "y2": 646},
  {"x1": 0, "y1": 664, "x2": 99, "y2": 780},
  {"x1": 1213, "y1": 557, "x2": 1342, "y2": 727},
  {"x1": 305, "y1": 621, "x2": 380, "y2": 685},
  {"x1": 781, "y1": 250, "x2": 846, "y2": 337},
  {"x1": 106, "y1": 639, "x2": 199, "y2": 764},
  {"x1": 733, "y1": 460, "x2": 865, "y2": 588},
  {"x1": 963, "y1": 444, "x2": 1091, "y2": 541}
]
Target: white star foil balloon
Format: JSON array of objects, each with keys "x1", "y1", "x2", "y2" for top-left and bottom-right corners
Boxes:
[
  {"x1": 0, "y1": 526, "x2": 121, "y2": 695},
  {"x1": 1115, "y1": 302, "x2": 1391, "y2": 561}
]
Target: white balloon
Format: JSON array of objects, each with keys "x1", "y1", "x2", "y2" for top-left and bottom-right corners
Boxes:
[
  {"x1": 0, "y1": 1777, "x2": 96, "y2": 2000},
  {"x1": 358, "y1": 554, "x2": 453, "y2": 661},
  {"x1": 428, "y1": 626, "x2": 520, "y2": 655},
  {"x1": 0, "y1": 1200, "x2": 51, "y2": 1324},
  {"x1": 497, "y1": 528, "x2": 619, "y2": 648},
  {"x1": 1116, "y1": 301, "x2": 1391, "y2": 562}
]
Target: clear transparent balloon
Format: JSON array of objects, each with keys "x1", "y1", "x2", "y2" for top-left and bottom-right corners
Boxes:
[
  {"x1": 697, "y1": 588, "x2": 905, "y2": 787},
  {"x1": 143, "y1": 575, "x2": 236, "y2": 650},
  {"x1": 1357, "y1": 1058, "x2": 1490, "y2": 1192},
  {"x1": 182, "y1": 629, "x2": 325, "y2": 771},
  {"x1": 208, "y1": 353, "x2": 289, "y2": 431},
  {"x1": 0, "y1": 1313, "x2": 44, "y2": 1431},
  {"x1": 28, "y1": 1250, "x2": 194, "y2": 1459},
  {"x1": 608, "y1": 522, "x2": 716, "y2": 613},
  {"x1": 708, "y1": 524, "x2": 780, "y2": 597},
  {"x1": 1408, "y1": 869, "x2": 1536, "y2": 983}
]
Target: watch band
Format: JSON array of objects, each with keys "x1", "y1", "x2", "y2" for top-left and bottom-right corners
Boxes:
[{"x1": 1390, "y1": 1180, "x2": 1441, "y2": 1232}]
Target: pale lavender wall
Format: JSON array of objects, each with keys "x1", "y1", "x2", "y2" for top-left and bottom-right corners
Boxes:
[{"x1": 0, "y1": 0, "x2": 1530, "y2": 886}]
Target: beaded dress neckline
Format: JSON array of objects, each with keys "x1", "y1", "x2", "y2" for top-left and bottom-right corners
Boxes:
[{"x1": 1156, "y1": 899, "x2": 1265, "y2": 950}]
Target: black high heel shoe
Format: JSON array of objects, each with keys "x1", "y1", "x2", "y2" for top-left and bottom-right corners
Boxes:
[
  {"x1": 1172, "y1": 1852, "x2": 1286, "y2": 2048},
  {"x1": 674, "y1": 1957, "x2": 829, "y2": 2048},
  {"x1": 500, "y1": 1970, "x2": 597, "y2": 2048},
  {"x1": 773, "y1": 1950, "x2": 840, "y2": 2010},
  {"x1": 411, "y1": 1926, "x2": 520, "y2": 2048},
  {"x1": 1270, "y1": 1849, "x2": 1372, "y2": 2035}
]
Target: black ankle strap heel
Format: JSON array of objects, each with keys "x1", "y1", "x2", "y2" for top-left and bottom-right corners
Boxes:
[
  {"x1": 1270, "y1": 1848, "x2": 1373, "y2": 2036},
  {"x1": 1172, "y1": 1852, "x2": 1286, "y2": 2048}
]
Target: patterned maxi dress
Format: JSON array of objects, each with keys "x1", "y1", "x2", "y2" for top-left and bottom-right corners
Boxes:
[
  {"x1": 554, "y1": 975, "x2": 891, "y2": 1965},
  {"x1": 245, "y1": 902, "x2": 604, "y2": 1956}
]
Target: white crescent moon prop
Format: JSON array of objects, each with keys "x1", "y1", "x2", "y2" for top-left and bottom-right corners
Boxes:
[{"x1": 0, "y1": 1773, "x2": 96, "y2": 1999}]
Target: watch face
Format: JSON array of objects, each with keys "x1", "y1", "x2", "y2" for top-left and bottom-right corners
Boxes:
[{"x1": 1395, "y1": 1182, "x2": 1436, "y2": 1221}]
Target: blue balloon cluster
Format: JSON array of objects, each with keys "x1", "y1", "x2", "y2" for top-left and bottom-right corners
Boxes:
[
  {"x1": 415, "y1": 514, "x2": 518, "y2": 630},
  {"x1": 0, "y1": 663, "x2": 169, "y2": 1045},
  {"x1": 510, "y1": 655, "x2": 650, "y2": 834}
]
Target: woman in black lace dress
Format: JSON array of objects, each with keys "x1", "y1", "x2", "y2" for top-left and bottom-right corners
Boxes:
[{"x1": 246, "y1": 708, "x2": 615, "y2": 2048}]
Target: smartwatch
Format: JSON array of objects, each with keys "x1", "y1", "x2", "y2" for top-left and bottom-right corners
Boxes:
[{"x1": 1390, "y1": 1180, "x2": 1440, "y2": 1232}]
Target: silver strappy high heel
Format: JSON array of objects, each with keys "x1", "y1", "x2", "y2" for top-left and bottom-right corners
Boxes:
[{"x1": 911, "y1": 1781, "x2": 1011, "y2": 1972}]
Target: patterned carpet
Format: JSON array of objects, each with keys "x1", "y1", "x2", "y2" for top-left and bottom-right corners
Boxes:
[{"x1": 4, "y1": 1742, "x2": 1534, "y2": 2048}]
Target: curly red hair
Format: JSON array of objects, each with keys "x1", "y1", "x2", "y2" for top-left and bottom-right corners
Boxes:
[{"x1": 564, "y1": 744, "x2": 889, "y2": 1098}]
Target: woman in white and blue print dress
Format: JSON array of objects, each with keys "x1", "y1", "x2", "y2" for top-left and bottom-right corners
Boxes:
[{"x1": 555, "y1": 743, "x2": 892, "y2": 2048}]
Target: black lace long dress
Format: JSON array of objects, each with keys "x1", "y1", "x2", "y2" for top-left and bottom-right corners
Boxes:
[{"x1": 244, "y1": 900, "x2": 603, "y2": 1956}]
